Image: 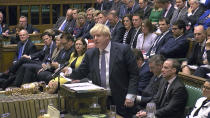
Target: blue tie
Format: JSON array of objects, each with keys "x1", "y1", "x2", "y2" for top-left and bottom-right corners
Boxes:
[
  {"x1": 100, "y1": 50, "x2": 106, "y2": 88},
  {"x1": 18, "y1": 46, "x2": 23, "y2": 60},
  {"x1": 60, "y1": 21, "x2": 67, "y2": 31},
  {"x1": 0, "y1": 24, "x2": 2, "y2": 34}
]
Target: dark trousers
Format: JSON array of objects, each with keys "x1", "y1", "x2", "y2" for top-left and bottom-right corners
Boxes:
[
  {"x1": 37, "y1": 70, "x2": 54, "y2": 84},
  {"x1": 14, "y1": 63, "x2": 42, "y2": 87}
]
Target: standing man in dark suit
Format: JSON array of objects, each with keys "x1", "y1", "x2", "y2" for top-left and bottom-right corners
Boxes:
[
  {"x1": 13, "y1": 29, "x2": 37, "y2": 63},
  {"x1": 130, "y1": 14, "x2": 142, "y2": 48},
  {"x1": 69, "y1": 24, "x2": 139, "y2": 117},
  {"x1": 0, "y1": 11, "x2": 9, "y2": 36},
  {"x1": 107, "y1": 10, "x2": 124, "y2": 43},
  {"x1": 138, "y1": 0, "x2": 152, "y2": 20},
  {"x1": 53, "y1": 9, "x2": 75, "y2": 34},
  {"x1": 135, "y1": 55, "x2": 164, "y2": 109},
  {"x1": 136, "y1": 59, "x2": 188, "y2": 118},
  {"x1": 159, "y1": 20, "x2": 189, "y2": 58},
  {"x1": 147, "y1": 18, "x2": 173, "y2": 57}
]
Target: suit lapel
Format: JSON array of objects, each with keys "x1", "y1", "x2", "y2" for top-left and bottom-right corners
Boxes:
[{"x1": 109, "y1": 42, "x2": 118, "y2": 76}]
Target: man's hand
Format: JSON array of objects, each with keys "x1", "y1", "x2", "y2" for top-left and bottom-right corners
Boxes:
[
  {"x1": 71, "y1": 80, "x2": 81, "y2": 83},
  {"x1": 188, "y1": 7, "x2": 192, "y2": 13},
  {"x1": 51, "y1": 62, "x2": 59, "y2": 69},
  {"x1": 22, "y1": 54, "x2": 31, "y2": 59},
  {"x1": 206, "y1": 39, "x2": 210, "y2": 50},
  {"x1": 124, "y1": 99, "x2": 134, "y2": 107},
  {"x1": 136, "y1": 110, "x2": 147, "y2": 118}
]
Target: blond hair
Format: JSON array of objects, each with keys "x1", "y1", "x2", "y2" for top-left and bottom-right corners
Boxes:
[{"x1": 90, "y1": 23, "x2": 111, "y2": 37}]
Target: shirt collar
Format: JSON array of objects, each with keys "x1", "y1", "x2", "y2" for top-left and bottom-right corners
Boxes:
[
  {"x1": 100, "y1": 41, "x2": 111, "y2": 53},
  {"x1": 168, "y1": 76, "x2": 176, "y2": 85}
]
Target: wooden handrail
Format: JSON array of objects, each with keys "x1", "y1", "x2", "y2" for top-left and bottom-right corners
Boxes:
[{"x1": 178, "y1": 72, "x2": 206, "y2": 88}]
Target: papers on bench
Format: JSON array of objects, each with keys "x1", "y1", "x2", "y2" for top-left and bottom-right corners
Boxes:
[{"x1": 63, "y1": 82, "x2": 105, "y2": 92}]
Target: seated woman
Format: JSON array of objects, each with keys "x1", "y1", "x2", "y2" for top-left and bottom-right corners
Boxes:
[
  {"x1": 122, "y1": 14, "x2": 135, "y2": 45},
  {"x1": 72, "y1": 12, "x2": 87, "y2": 38},
  {"x1": 149, "y1": 0, "x2": 163, "y2": 25},
  {"x1": 136, "y1": 19, "x2": 157, "y2": 55},
  {"x1": 47, "y1": 38, "x2": 87, "y2": 93}
]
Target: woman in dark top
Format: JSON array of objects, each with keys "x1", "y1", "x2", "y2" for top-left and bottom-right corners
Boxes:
[{"x1": 122, "y1": 14, "x2": 135, "y2": 45}]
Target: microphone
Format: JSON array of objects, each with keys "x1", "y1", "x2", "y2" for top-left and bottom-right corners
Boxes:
[{"x1": 50, "y1": 61, "x2": 69, "y2": 79}]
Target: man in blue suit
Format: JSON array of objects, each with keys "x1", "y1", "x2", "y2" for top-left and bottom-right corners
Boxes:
[
  {"x1": 69, "y1": 24, "x2": 139, "y2": 117},
  {"x1": 159, "y1": 20, "x2": 189, "y2": 58},
  {"x1": 132, "y1": 49, "x2": 153, "y2": 95}
]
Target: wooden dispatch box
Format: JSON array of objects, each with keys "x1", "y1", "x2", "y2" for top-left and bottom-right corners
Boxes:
[{"x1": 60, "y1": 83, "x2": 108, "y2": 115}]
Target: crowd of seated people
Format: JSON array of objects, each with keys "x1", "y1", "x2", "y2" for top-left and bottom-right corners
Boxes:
[{"x1": 0, "y1": 0, "x2": 210, "y2": 117}]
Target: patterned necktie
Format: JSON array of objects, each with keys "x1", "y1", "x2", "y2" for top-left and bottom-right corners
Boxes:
[{"x1": 100, "y1": 50, "x2": 106, "y2": 88}]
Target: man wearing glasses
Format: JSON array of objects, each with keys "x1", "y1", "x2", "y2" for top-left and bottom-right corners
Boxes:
[{"x1": 188, "y1": 79, "x2": 210, "y2": 117}]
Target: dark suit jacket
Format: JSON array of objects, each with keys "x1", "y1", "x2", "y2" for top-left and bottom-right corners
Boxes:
[
  {"x1": 125, "y1": 2, "x2": 140, "y2": 15},
  {"x1": 54, "y1": 47, "x2": 74, "y2": 66},
  {"x1": 70, "y1": 41, "x2": 139, "y2": 116},
  {"x1": 110, "y1": 21, "x2": 124, "y2": 43},
  {"x1": 95, "y1": 1, "x2": 112, "y2": 11},
  {"x1": 81, "y1": 21, "x2": 95, "y2": 39},
  {"x1": 14, "y1": 39, "x2": 37, "y2": 62},
  {"x1": 25, "y1": 24, "x2": 39, "y2": 34},
  {"x1": 138, "y1": 75, "x2": 163, "y2": 107},
  {"x1": 0, "y1": 23, "x2": 9, "y2": 34},
  {"x1": 53, "y1": 17, "x2": 75, "y2": 33},
  {"x1": 138, "y1": 62, "x2": 153, "y2": 95},
  {"x1": 147, "y1": 30, "x2": 173, "y2": 56},
  {"x1": 187, "y1": 6, "x2": 205, "y2": 27},
  {"x1": 187, "y1": 42, "x2": 205, "y2": 66},
  {"x1": 130, "y1": 28, "x2": 141, "y2": 48},
  {"x1": 159, "y1": 34, "x2": 189, "y2": 58},
  {"x1": 122, "y1": 27, "x2": 135, "y2": 44},
  {"x1": 162, "y1": 5, "x2": 175, "y2": 21},
  {"x1": 153, "y1": 77, "x2": 188, "y2": 118},
  {"x1": 30, "y1": 41, "x2": 56, "y2": 63},
  {"x1": 138, "y1": 6, "x2": 152, "y2": 19}
]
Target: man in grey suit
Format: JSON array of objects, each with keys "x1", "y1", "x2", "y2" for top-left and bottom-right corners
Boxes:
[
  {"x1": 170, "y1": 0, "x2": 188, "y2": 26},
  {"x1": 69, "y1": 24, "x2": 139, "y2": 117}
]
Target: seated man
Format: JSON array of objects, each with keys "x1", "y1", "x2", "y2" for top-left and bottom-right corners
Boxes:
[
  {"x1": 188, "y1": 79, "x2": 210, "y2": 117},
  {"x1": 53, "y1": 9, "x2": 75, "y2": 34},
  {"x1": 136, "y1": 59, "x2": 188, "y2": 118},
  {"x1": 159, "y1": 20, "x2": 189, "y2": 58},
  {"x1": 136, "y1": 55, "x2": 164, "y2": 108},
  {"x1": 0, "y1": 11, "x2": 9, "y2": 36},
  {"x1": 193, "y1": 27, "x2": 210, "y2": 78},
  {"x1": 0, "y1": 29, "x2": 37, "y2": 88},
  {"x1": 182, "y1": 25, "x2": 207, "y2": 75},
  {"x1": 132, "y1": 49, "x2": 153, "y2": 95}
]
